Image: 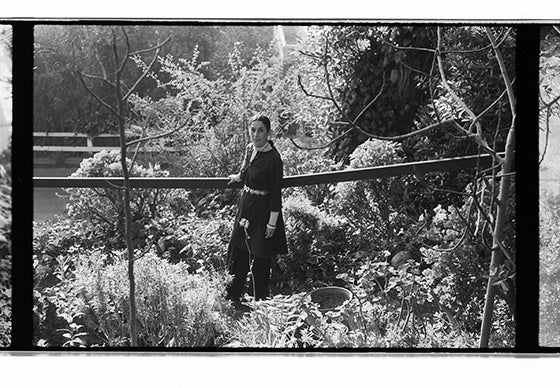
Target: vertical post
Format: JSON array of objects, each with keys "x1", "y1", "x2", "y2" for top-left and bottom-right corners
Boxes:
[{"x1": 87, "y1": 136, "x2": 94, "y2": 154}]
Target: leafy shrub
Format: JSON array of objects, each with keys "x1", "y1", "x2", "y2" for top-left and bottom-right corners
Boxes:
[
  {"x1": 33, "y1": 209, "x2": 234, "y2": 346},
  {"x1": 274, "y1": 192, "x2": 356, "y2": 293},
  {"x1": 224, "y1": 292, "x2": 366, "y2": 348},
  {"x1": 33, "y1": 252, "x2": 89, "y2": 347},
  {"x1": 34, "y1": 250, "x2": 232, "y2": 347},
  {"x1": 328, "y1": 199, "x2": 515, "y2": 347},
  {"x1": 225, "y1": 293, "x2": 307, "y2": 348},
  {"x1": 0, "y1": 162, "x2": 10, "y2": 347},
  {"x1": 420, "y1": 196, "x2": 515, "y2": 336},
  {"x1": 145, "y1": 213, "x2": 232, "y2": 271},
  {"x1": 224, "y1": 289, "x2": 482, "y2": 348},
  {"x1": 34, "y1": 217, "x2": 103, "y2": 260},
  {"x1": 329, "y1": 139, "x2": 411, "y2": 250},
  {"x1": 64, "y1": 150, "x2": 190, "y2": 247}
]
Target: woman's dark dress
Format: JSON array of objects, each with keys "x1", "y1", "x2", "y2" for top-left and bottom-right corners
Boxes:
[
  {"x1": 228, "y1": 141, "x2": 288, "y2": 258},
  {"x1": 227, "y1": 141, "x2": 288, "y2": 301}
]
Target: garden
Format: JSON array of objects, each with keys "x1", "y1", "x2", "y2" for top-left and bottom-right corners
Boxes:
[{"x1": 32, "y1": 25, "x2": 517, "y2": 348}]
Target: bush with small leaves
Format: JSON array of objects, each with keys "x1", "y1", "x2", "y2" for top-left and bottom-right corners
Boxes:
[
  {"x1": 64, "y1": 150, "x2": 190, "y2": 248},
  {"x1": 328, "y1": 139, "x2": 410, "y2": 250},
  {"x1": 34, "y1": 249, "x2": 232, "y2": 347},
  {"x1": 273, "y1": 192, "x2": 357, "y2": 294}
]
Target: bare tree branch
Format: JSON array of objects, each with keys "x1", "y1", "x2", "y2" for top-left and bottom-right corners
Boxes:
[
  {"x1": 79, "y1": 71, "x2": 116, "y2": 89},
  {"x1": 468, "y1": 87, "x2": 509, "y2": 134},
  {"x1": 297, "y1": 74, "x2": 332, "y2": 101},
  {"x1": 77, "y1": 71, "x2": 120, "y2": 118},
  {"x1": 129, "y1": 118, "x2": 149, "y2": 170},
  {"x1": 486, "y1": 28, "x2": 516, "y2": 115},
  {"x1": 435, "y1": 28, "x2": 502, "y2": 164},
  {"x1": 353, "y1": 70, "x2": 386, "y2": 124},
  {"x1": 123, "y1": 38, "x2": 170, "y2": 101},
  {"x1": 117, "y1": 26, "x2": 131, "y2": 76},
  {"x1": 125, "y1": 117, "x2": 189, "y2": 149},
  {"x1": 111, "y1": 29, "x2": 120, "y2": 78},
  {"x1": 289, "y1": 124, "x2": 355, "y2": 151},
  {"x1": 540, "y1": 107, "x2": 552, "y2": 165},
  {"x1": 129, "y1": 38, "x2": 171, "y2": 56},
  {"x1": 381, "y1": 39, "x2": 435, "y2": 53},
  {"x1": 400, "y1": 60, "x2": 431, "y2": 77},
  {"x1": 362, "y1": 118, "x2": 465, "y2": 142},
  {"x1": 541, "y1": 93, "x2": 560, "y2": 110}
]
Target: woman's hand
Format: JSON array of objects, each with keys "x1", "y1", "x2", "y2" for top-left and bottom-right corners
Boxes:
[
  {"x1": 228, "y1": 174, "x2": 241, "y2": 185},
  {"x1": 265, "y1": 224, "x2": 276, "y2": 239}
]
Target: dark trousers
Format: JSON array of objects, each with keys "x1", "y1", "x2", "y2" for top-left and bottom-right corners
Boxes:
[{"x1": 227, "y1": 246, "x2": 271, "y2": 302}]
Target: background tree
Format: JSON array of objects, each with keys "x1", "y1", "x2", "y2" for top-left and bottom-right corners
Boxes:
[{"x1": 34, "y1": 25, "x2": 274, "y2": 137}]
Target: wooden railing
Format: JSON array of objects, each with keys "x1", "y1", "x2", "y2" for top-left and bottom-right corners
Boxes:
[{"x1": 34, "y1": 153, "x2": 501, "y2": 189}]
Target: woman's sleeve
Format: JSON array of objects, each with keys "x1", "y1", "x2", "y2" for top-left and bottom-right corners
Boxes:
[{"x1": 268, "y1": 155, "x2": 283, "y2": 212}]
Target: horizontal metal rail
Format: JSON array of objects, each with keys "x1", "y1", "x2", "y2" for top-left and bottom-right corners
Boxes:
[
  {"x1": 34, "y1": 153, "x2": 503, "y2": 189},
  {"x1": 34, "y1": 145, "x2": 180, "y2": 153}
]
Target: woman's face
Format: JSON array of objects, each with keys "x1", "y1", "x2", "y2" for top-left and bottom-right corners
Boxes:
[{"x1": 250, "y1": 120, "x2": 269, "y2": 147}]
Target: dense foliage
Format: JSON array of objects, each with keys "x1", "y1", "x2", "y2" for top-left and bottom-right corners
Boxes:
[
  {"x1": 33, "y1": 25, "x2": 516, "y2": 348},
  {"x1": 63, "y1": 150, "x2": 186, "y2": 248},
  {"x1": 0, "y1": 146, "x2": 11, "y2": 347},
  {"x1": 33, "y1": 25, "x2": 273, "y2": 136},
  {"x1": 34, "y1": 250, "x2": 231, "y2": 347}
]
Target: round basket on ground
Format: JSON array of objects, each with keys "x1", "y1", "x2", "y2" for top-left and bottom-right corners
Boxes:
[{"x1": 309, "y1": 286, "x2": 353, "y2": 313}]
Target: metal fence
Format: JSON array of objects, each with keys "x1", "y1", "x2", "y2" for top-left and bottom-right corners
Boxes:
[{"x1": 34, "y1": 153, "x2": 500, "y2": 189}]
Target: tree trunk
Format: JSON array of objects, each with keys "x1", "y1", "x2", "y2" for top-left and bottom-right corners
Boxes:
[
  {"x1": 478, "y1": 28, "x2": 517, "y2": 348},
  {"x1": 114, "y1": 48, "x2": 138, "y2": 347},
  {"x1": 478, "y1": 123, "x2": 515, "y2": 348}
]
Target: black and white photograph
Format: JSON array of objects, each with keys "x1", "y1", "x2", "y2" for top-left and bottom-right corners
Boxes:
[
  {"x1": 31, "y1": 24, "x2": 518, "y2": 349},
  {"x1": 0, "y1": 24, "x2": 12, "y2": 348},
  {"x1": 539, "y1": 25, "x2": 560, "y2": 348}
]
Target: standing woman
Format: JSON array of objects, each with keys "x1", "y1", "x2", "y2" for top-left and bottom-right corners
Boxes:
[{"x1": 226, "y1": 115, "x2": 288, "y2": 304}]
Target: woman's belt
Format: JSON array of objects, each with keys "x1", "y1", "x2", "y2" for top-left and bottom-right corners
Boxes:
[{"x1": 243, "y1": 185, "x2": 270, "y2": 196}]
